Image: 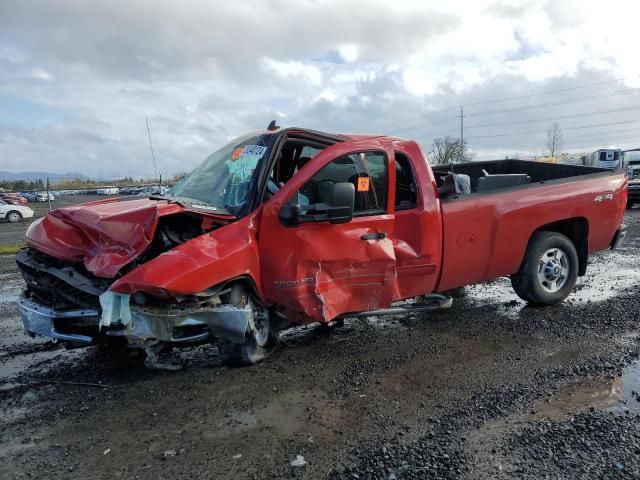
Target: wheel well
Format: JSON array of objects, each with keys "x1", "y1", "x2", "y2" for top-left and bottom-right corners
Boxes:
[
  {"x1": 220, "y1": 276, "x2": 265, "y2": 306},
  {"x1": 534, "y1": 217, "x2": 589, "y2": 276},
  {"x1": 7, "y1": 210, "x2": 22, "y2": 218}
]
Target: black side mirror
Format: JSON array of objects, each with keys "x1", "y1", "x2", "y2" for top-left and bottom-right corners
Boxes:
[
  {"x1": 328, "y1": 182, "x2": 355, "y2": 224},
  {"x1": 279, "y1": 202, "x2": 301, "y2": 226},
  {"x1": 279, "y1": 182, "x2": 355, "y2": 226}
]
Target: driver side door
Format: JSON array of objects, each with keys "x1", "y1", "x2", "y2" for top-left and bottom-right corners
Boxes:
[{"x1": 258, "y1": 139, "x2": 396, "y2": 322}]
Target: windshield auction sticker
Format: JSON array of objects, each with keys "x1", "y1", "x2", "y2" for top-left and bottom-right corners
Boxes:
[{"x1": 227, "y1": 145, "x2": 268, "y2": 181}]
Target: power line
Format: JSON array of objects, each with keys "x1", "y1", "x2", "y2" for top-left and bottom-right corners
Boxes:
[
  {"x1": 466, "y1": 118, "x2": 640, "y2": 140},
  {"x1": 465, "y1": 132, "x2": 640, "y2": 151},
  {"x1": 388, "y1": 88, "x2": 640, "y2": 138},
  {"x1": 464, "y1": 104, "x2": 640, "y2": 131},
  {"x1": 464, "y1": 87, "x2": 640, "y2": 117},
  {"x1": 463, "y1": 76, "x2": 635, "y2": 107},
  {"x1": 365, "y1": 75, "x2": 640, "y2": 134}
]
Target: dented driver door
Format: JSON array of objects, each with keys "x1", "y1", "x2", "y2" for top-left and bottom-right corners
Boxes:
[{"x1": 258, "y1": 139, "x2": 396, "y2": 322}]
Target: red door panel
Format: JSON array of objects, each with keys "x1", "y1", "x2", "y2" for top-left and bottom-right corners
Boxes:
[{"x1": 258, "y1": 140, "x2": 396, "y2": 323}]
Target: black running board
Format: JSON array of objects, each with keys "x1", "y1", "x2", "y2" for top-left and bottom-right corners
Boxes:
[{"x1": 343, "y1": 293, "x2": 452, "y2": 319}]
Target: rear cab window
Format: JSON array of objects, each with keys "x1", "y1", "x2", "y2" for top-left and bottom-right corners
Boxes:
[{"x1": 394, "y1": 152, "x2": 418, "y2": 210}]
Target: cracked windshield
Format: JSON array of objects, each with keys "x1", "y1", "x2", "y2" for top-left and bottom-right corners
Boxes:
[{"x1": 167, "y1": 133, "x2": 272, "y2": 213}]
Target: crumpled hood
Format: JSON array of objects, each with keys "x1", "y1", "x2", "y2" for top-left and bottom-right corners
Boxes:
[{"x1": 24, "y1": 197, "x2": 186, "y2": 278}]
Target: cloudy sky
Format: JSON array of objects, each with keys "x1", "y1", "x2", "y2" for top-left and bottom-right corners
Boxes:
[{"x1": 1, "y1": 0, "x2": 640, "y2": 178}]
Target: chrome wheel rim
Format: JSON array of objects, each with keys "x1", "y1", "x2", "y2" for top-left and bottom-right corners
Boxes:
[
  {"x1": 537, "y1": 248, "x2": 570, "y2": 293},
  {"x1": 8, "y1": 213, "x2": 19, "y2": 222}
]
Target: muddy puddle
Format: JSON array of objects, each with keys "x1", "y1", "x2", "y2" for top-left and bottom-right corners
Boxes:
[{"x1": 534, "y1": 360, "x2": 640, "y2": 419}]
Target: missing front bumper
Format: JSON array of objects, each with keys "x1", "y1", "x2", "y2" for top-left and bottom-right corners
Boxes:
[
  {"x1": 19, "y1": 296, "x2": 97, "y2": 345},
  {"x1": 18, "y1": 293, "x2": 252, "y2": 346}
]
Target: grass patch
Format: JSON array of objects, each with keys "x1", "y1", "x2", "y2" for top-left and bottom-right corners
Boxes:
[{"x1": 0, "y1": 242, "x2": 25, "y2": 255}]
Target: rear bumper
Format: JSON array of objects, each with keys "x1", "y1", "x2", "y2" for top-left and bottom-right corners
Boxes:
[{"x1": 611, "y1": 224, "x2": 628, "y2": 250}]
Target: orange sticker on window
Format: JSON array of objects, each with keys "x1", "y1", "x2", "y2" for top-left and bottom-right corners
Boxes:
[
  {"x1": 231, "y1": 147, "x2": 244, "y2": 160},
  {"x1": 357, "y1": 176, "x2": 370, "y2": 192}
]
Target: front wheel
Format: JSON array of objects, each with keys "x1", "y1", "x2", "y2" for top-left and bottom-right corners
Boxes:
[
  {"x1": 7, "y1": 211, "x2": 22, "y2": 223},
  {"x1": 510, "y1": 231, "x2": 579, "y2": 305},
  {"x1": 217, "y1": 283, "x2": 279, "y2": 366}
]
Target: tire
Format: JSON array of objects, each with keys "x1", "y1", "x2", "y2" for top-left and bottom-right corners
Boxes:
[
  {"x1": 6, "y1": 211, "x2": 22, "y2": 223},
  {"x1": 510, "y1": 231, "x2": 579, "y2": 305},
  {"x1": 628, "y1": 200, "x2": 635, "y2": 210},
  {"x1": 217, "y1": 283, "x2": 278, "y2": 366}
]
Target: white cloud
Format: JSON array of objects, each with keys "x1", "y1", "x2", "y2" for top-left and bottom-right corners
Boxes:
[
  {"x1": 261, "y1": 57, "x2": 323, "y2": 86},
  {"x1": 1, "y1": 0, "x2": 640, "y2": 176},
  {"x1": 338, "y1": 44, "x2": 360, "y2": 63},
  {"x1": 28, "y1": 68, "x2": 53, "y2": 81}
]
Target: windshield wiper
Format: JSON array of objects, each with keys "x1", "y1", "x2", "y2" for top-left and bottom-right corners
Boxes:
[{"x1": 149, "y1": 194, "x2": 234, "y2": 215}]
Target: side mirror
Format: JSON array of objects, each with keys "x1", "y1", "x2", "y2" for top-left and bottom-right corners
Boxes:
[
  {"x1": 328, "y1": 182, "x2": 355, "y2": 224},
  {"x1": 278, "y1": 202, "x2": 301, "y2": 226},
  {"x1": 279, "y1": 181, "x2": 355, "y2": 226}
]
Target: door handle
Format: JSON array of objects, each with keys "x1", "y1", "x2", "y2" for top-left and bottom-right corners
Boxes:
[{"x1": 361, "y1": 232, "x2": 387, "y2": 241}]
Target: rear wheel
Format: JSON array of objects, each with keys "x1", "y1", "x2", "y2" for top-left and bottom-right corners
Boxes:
[
  {"x1": 6, "y1": 211, "x2": 22, "y2": 223},
  {"x1": 510, "y1": 231, "x2": 578, "y2": 305},
  {"x1": 217, "y1": 283, "x2": 278, "y2": 366}
]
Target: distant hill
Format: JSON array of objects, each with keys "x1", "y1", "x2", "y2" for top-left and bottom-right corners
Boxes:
[{"x1": 0, "y1": 171, "x2": 88, "y2": 183}]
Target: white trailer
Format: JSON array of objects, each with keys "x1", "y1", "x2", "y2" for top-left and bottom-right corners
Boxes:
[{"x1": 582, "y1": 149, "x2": 622, "y2": 169}]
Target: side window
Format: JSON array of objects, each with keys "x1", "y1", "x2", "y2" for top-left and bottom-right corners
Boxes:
[
  {"x1": 297, "y1": 151, "x2": 387, "y2": 216},
  {"x1": 394, "y1": 152, "x2": 418, "y2": 210}
]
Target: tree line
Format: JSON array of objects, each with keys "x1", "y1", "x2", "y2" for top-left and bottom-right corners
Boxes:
[{"x1": 0, "y1": 174, "x2": 189, "y2": 192}]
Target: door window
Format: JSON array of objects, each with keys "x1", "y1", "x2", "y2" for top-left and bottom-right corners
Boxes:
[
  {"x1": 394, "y1": 152, "x2": 418, "y2": 210},
  {"x1": 296, "y1": 151, "x2": 387, "y2": 216}
]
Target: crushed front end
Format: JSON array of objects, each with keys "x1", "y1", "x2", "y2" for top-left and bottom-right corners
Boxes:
[
  {"x1": 14, "y1": 193, "x2": 268, "y2": 369},
  {"x1": 17, "y1": 247, "x2": 253, "y2": 349}
]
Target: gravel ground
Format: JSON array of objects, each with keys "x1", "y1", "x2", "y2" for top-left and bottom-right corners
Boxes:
[{"x1": 0, "y1": 204, "x2": 638, "y2": 480}]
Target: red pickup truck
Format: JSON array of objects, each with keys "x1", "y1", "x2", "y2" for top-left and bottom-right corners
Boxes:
[{"x1": 17, "y1": 126, "x2": 628, "y2": 369}]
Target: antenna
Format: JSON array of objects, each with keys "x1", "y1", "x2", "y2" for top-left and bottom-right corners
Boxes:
[{"x1": 145, "y1": 116, "x2": 159, "y2": 182}]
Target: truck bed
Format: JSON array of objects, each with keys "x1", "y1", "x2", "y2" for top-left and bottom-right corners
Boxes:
[
  {"x1": 432, "y1": 159, "x2": 611, "y2": 195},
  {"x1": 431, "y1": 159, "x2": 627, "y2": 292}
]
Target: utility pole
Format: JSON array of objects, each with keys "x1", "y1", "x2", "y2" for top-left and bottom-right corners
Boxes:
[
  {"x1": 459, "y1": 105, "x2": 464, "y2": 163},
  {"x1": 46, "y1": 177, "x2": 51, "y2": 212}
]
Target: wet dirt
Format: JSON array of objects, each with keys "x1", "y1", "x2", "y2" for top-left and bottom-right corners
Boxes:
[
  {"x1": 0, "y1": 207, "x2": 639, "y2": 479},
  {"x1": 535, "y1": 359, "x2": 640, "y2": 418}
]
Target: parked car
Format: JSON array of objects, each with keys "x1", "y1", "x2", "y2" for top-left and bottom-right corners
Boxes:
[
  {"x1": 136, "y1": 185, "x2": 167, "y2": 196},
  {"x1": 16, "y1": 127, "x2": 628, "y2": 370},
  {"x1": 0, "y1": 199, "x2": 34, "y2": 223},
  {"x1": 21, "y1": 191, "x2": 54, "y2": 202},
  {"x1": 0, "y1": 193, "x2": 29, "y2": 205},
  {"x1": 97, "y1": 187, "x2": 120, "y2": 195}
]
